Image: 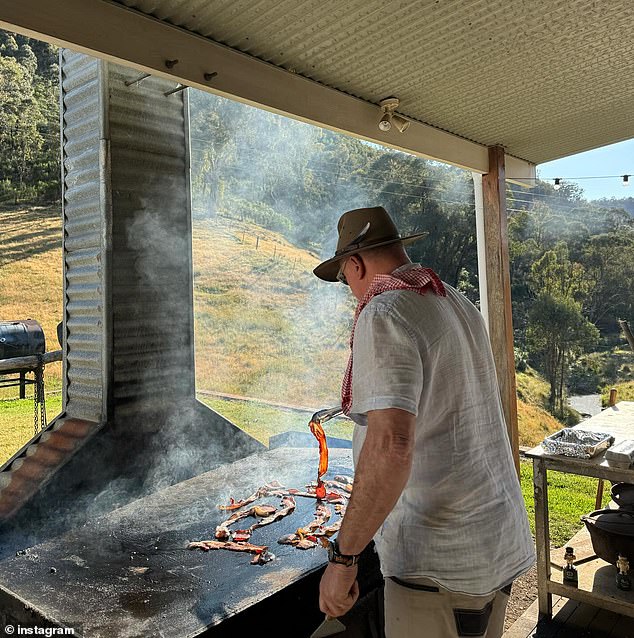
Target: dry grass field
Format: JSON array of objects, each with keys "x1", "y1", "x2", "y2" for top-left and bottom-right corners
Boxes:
[
  {"x1": 0, "y1": 206, "x2": 63, "y2": 394},
  {"x1": 1, "y1": 206, "x2": 563, "y2": 463}
]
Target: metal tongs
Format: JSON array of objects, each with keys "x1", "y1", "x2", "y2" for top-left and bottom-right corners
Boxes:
[
  {"x1": 309, "y1": 405, "x2": 348, "y2": 638},
  {"x1": 311, "y1": 406, "x2": 344, "y2": 425}
]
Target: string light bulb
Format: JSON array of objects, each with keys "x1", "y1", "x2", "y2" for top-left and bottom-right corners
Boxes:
[
  {"x1": 553, "y1": 178, "x2": 562, "y2": 190},
  {"x1": 623, "y1": 175, "x2": 630, "y2": 187}
]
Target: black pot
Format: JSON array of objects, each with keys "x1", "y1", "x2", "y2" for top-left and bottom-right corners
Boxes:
[
  {"x1": 610, "y1": 483, "x2": 634, "y2": 509},
  {"x1": 582, "y1": 508, "x2": 634, "y2": 565}
]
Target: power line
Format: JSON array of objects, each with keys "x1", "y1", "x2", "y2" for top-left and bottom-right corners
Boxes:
[{"x1": 508, "y1": 175, "x2": 633, "y2": 181}]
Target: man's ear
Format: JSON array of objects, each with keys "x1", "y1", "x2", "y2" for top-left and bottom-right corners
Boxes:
[{"x1": 350, "y1": 254, "x2": 366, "y2": 280}]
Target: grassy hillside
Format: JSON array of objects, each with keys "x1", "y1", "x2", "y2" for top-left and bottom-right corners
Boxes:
[
  {"x1": 191, "y1": 214, "x2": 353, "y2": 406},
  {"x1": 0, "y1": 206, "x2": 63, "y2": 394},
  {"x1": 516, "y1": 368, "x2": 565, "y2": 447},
  {"x1": 1, "y1": 206, "x2": 562, "y2": 460},
  {"x1": 0, "y1": 206, "x2": 605, "y2": 546}
]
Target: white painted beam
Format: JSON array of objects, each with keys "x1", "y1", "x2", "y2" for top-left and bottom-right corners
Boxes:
[
  {"x1": 0, "y1": 0, "x2": 536, "y2": 183},
  {"x1": 472, "y1": 172, "x2": 489, "y2": 334}
]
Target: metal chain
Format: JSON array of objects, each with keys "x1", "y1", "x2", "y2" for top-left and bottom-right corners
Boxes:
[
  {"x1": 33, "y1": 371, "x2": 38, "y2": 435},
  {"x1": 33, "y1": 355, "x2": 47, "y2": 435}
]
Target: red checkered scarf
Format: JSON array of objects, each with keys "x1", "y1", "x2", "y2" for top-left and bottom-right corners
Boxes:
[{"x1": 341, "y1": 266, "x2": 446, "y2": 415}]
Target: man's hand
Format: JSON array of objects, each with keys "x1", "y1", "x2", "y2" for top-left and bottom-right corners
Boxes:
[{"x1": 319, "y1": 563, "x2": 359, "y2": 617}]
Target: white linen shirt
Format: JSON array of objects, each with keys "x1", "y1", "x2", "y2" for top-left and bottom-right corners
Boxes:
[{"x1": 349, "y1": 264, "x2": 535, "y2": 596}]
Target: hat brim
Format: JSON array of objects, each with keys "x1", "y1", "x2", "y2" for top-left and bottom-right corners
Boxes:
[{"x1": 313, "y1": 232, "x2": 429, "y2": 282}]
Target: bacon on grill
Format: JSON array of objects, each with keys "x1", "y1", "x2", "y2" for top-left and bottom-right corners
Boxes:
[
  {"x1": 215, "y1": 504, "x2": 277, "y2": 540},
  {"x1": 187, "y1": 539, "x2": 268, "y2": 554},
  {"x1": 253, "y1": 495, "x2": 296, "y2": 528},
  {"x1": 326, "y1": 478, "x2": 353, "y2": 494},
  {"x1": 217, "y1": 481, "x2": 286, "y2": 511},
  {"x1": 277, "y1": 503, "x2": 332, "y2": 548}
]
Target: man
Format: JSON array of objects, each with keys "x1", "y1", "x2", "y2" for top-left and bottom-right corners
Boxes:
[{"x1": 313, "y1": 206, "x2": 535, "y2": 638}]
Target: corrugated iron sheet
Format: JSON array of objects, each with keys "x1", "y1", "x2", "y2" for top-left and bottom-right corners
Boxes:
[
  {"x1": 61, "y1": 53, "x2": 194, "y2": 423},
  {"x1": 61, "y1": 50, "x2": 108, "y2": 423},
  {"x1": 106, "y1": 66, "x2": 194, "y2": 420},
  {"x1": 116, "y1": 0, "x2": 634, "y2": 164}
]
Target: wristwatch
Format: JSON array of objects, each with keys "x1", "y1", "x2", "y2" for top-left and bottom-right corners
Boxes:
[{"x1": 326, "y1": 539, "x2": 360, "y2": 567}]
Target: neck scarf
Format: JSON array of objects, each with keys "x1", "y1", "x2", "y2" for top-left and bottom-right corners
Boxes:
[{"x1": 341, "y1": 266, "x2": 446, "y2": 415}]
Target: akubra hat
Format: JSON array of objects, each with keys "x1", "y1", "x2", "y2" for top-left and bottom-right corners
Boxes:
[{"x1": 313, "y1": 206, "x2": 428, "y2": 282}]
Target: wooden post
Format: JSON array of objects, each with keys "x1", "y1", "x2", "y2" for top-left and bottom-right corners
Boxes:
[
  {"x1": 534, "y1": 458, "x2": 553, "y2": 618},
  {"x1": 256, "y1": 236, "x2": 259, "y2": 250},
  {"x1": 480, "y1": 145, "x2": 520, "y2": 475},
  {"x1": 595, "y1": 386, "x2": 617, "y2": 508},
  {"x1": 595, "y1": 479, "x2": 605, "y2": 509},
  {"x1": 609, "y1": 388, "x2": 618, "y2": 407},
  {"x1": 19, "y1": 372, "x2": 26, "y2": 399}
]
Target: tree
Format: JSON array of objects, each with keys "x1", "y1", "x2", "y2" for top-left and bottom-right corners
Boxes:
[
  {"x1": 527, "y1": 294, "x2": 599, "y2": 415},
  {"x1": 0, "y1": 55, "x2": 43, "y2": 201},
  {"x1": 526, "y1": 244, "x2": 599, "y2": 415},
  {"x1": 0, "y1": 30, "x2": 59, "y2": 203}
]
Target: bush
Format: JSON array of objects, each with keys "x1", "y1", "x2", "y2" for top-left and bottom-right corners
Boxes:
[
  {"x1": 221, "y1": 197, "x2": 292, "y2": 235},
  {"x1": 514, "y1": 347, "x2": 528, "y2": 372},
  {"x1": 568, "y1": 358, "x2": 601, "y2": 394}
]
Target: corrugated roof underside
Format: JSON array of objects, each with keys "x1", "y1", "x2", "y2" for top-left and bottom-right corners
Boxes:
[{"x1": 116, "y1": 0, "x2": 634, "y2": 165}]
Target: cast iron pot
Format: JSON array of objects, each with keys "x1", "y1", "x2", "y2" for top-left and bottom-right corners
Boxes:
[
  {"x1": 610, "y1": 483, "x2": 634, "y2": 510},
  {"x1": 582, "y1": 508, "x2": 634, "y2": 565}
]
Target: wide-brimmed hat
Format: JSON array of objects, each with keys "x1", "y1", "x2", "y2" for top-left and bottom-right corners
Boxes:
[{"x1": 313, "y1": 206, "x2": 428, "y2": 282}]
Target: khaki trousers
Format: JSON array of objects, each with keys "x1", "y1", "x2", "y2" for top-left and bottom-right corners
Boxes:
[{"x1": 384, "y1": 576, "x2": 511, "y2": 638}]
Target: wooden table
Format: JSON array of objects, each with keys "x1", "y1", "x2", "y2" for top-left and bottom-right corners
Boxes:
[{"x1": 526, "y1": 401, "x2": 634, "y2": 619}]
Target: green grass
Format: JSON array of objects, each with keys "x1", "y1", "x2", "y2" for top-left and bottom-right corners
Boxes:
[
  {"x1": 0, "y1": 396, "x2": 63, "y2": 462},
  {"x1": 519, "y1": 460, "x2": 609, "y2": 547},
  {"x1": 601, "y1": 380, "x2": 634, "y2": 405}
]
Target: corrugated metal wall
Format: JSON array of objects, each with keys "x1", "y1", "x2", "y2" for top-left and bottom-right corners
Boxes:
[
  {"x1": 61, "y1": 53, "x2": 194, "y2": 424},
  {"x1": 108, "y1": 67, "x2": 194, "y2": 421},
  {"x1": 60, "y1": 50, "x2": 109, "y2": 423}
]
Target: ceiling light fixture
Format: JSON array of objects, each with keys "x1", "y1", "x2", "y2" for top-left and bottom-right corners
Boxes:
[
  {"x1": 554, "y1": 178, "x2": 562, "y2": 190},
  {"x1": 378, "y1": 97, "x2": 410, "y2": 133},
  {"x1": 623, "y1": 175, "x2": 630, "y2": 187}
]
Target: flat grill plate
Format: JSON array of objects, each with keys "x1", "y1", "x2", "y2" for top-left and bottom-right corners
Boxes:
[{"x1": 0, "y1": 448, "x2": 353, "y2": 637}]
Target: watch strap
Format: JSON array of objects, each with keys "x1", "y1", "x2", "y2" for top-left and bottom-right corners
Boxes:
[{"x1": 328, "y1": 539, "x2": 360, "y2": 566}]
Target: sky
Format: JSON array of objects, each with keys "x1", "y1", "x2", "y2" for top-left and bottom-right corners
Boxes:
[{"x1": 538, "y1": 138, "x2": 634, "y2": 201}]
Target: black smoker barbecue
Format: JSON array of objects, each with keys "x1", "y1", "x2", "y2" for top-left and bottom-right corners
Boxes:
[{"x1": 0, "y1": 55, "x2": 383, "y2": 636}]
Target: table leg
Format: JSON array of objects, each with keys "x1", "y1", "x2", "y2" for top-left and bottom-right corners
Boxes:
[
  {"x1": 19, "y1": 372, "x2": 26, "y2": 399},
  {"x1": 533, "y1": 458, "x2": 552, "y2": 618}
]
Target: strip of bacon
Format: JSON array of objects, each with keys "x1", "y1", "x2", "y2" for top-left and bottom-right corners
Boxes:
[
  {"x1": 216, "y1": 481, "x2": 286, "y2": 511},
  {"x1": 308, "y1": 419, "x2": 328, "y2": 499},
  {"x1": 251, "y1": 550, "x2": 275, "y2": 565},
  {"x1": 252, "y1": 495, "x2": 296, "y2": 529},
  {"x1": 215, "y1": 504, "x2": 277, "y2": 540},
  {"x1": 277, "y1": 504, "x2": 332, "y2": 548},
  {"x1": 187, "y1": 539, "x2": 268, "y2": 554},
  {"x1": 324, "y1": 479, "x2": 353, "y2": 495},
  {"x1": 278, "y1": 534, "x2": 318, "y2": 550}
]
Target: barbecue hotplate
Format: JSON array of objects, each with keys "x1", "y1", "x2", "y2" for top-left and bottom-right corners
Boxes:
[{"x1": 0, "y1": 448, "x2": 355, "y2": 637}]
